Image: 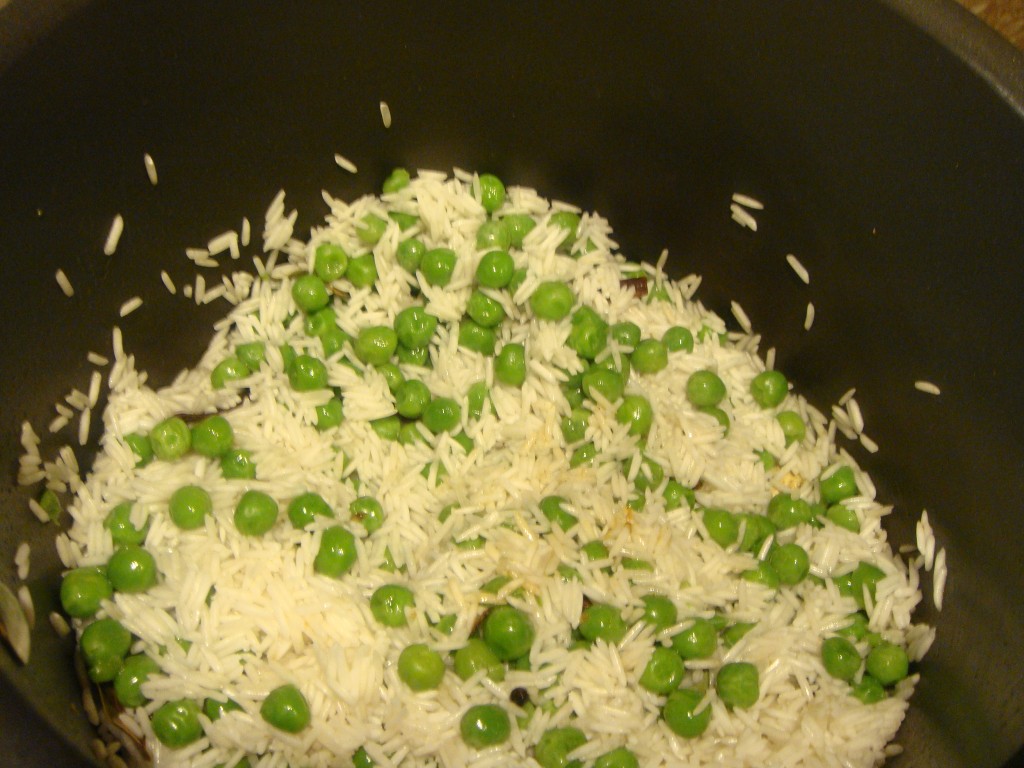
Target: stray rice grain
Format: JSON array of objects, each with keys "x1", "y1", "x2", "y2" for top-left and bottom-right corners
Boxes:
[
  {"x1": 804, "y1": 302, "x2": 815, "y2": 331},
  {"x1": 914, "y1": 380, "x2": 941, "y2": 396},
  {"x1": 103, "y1": 214, "x2": 124, "y2": 256},
  {"x1": 379, "y1": 100, "x2": 392, "y2": 128},
  {"x1": 55, "y1": 269, "x2": 75, "y2": 297},
  {"x1": 786, "y1": 253, "x2": 810, "y2": 284},
  {"x1": 335, "y1": 153, "x2": 358, "y2": 173},
  {"x1": 143, "y1": 153, "x2": 158, "y2": 185},
  {"x1": 160, "y1": 270, "x2": 176, "y2": 294},
  {"x1": 118, "y1": 297, "x2": 143, "y2": 317}
]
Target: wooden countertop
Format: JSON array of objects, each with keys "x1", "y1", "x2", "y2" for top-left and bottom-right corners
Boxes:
[{"x1": 958, "y1": 0, "x2": 1024, "y2": 48}]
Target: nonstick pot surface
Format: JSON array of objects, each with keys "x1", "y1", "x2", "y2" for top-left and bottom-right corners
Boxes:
[{"x1": 1, "y1": 2, "x2": 1023, "y2": 766}]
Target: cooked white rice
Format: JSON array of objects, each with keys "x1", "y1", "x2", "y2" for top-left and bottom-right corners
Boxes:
[
  {"x1": 786, "y1": 254, "x2": 810, "y2": 285},
  {"x1": 144, "y1": 153, "x2": 159, "y2": 186},
  {"x1": 335, "y1": 153, "x2": 358, "y2": 173},
  {"x1": 56, "y1": 268, "x2": 75, "y2": 297},
  {"x1": 43, "y1": 171, "x2": 934, "y2": 768},
  {"x1": 380, "y1": 101, "x2": 392, "y2": 128},
  {"x1": 119, "y1": 297, "x2": 143, "y2": 317},
  {"x1": 913, "y1": 381, "x2": 940, "y2": 396},
  {"x1": 105, "y1": 214, "x2": 125, "y2": 256}
]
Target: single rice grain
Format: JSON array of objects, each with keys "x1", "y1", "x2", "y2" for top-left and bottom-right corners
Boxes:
[
  {"x1": 143, "y1": 153, "x2": 158, "y2": 185},
  {"x1": 804, "y1": 302, "x2": 815, "y2": 331},
  {"x1": 160, "y1": 270, "x2": 176, "y2": 294},
  {"x1": 914, "y1": 380, "x2": 941, "y2": 396},
  {"x1": 731, "y1": 192, "x2": 764, "y2": 210},
  {"x1": 103, "y1": 214, "x2": 124, "y2": 256},
  {"x1": 786, "y1": 253, "x2": 810, "y2": 284},
  {"x1": 335, "y1": 153, "x2": 358, "y2": 173},
  {"x1": 55, "y1": 269, "x2": 75, "y2": 297},
  {"x1": 380, "y1": 100, "x2": 392, "y2": 128},
  {"x1": 118, "y1": 297, "x2": 142, "y2": 317}
]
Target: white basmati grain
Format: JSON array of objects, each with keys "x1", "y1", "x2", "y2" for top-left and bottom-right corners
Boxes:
[
  {"x1": 933, "y1": 548, "x2": 947, "y2": 609},
  {"x1": 914, "y1": 380, "x2": 941, "y2": 396},
  {"x1": 87, "y1": 370, "x2": 102, "y2": 407},
  {"x1": 87, "y1": 351, "x2": 109, "y2": 366},
  {"x1": 731, "y1": 192, "x2": 764, "y2": 210},
  {"x1": 241, "y1": 217, "x2": 252, "y2": 247},
  {"x1": 729, "y1": 203, "x2": 758, "y2": 231},
  {"x1": 17, "y1": 585, "x2": 34, "y2": 628},
  {"x1": 208, "y1": 230, "x2": 239, "y2": 259},
  {"x1": 335, "y1": 153, "x2": 358, "y2": 173},
  {"x1": 55, "y1": 269, "x2": 75, "y2": 297},
  {"x1": 185, "y1": 247, "x2": 210, "y2": 262},
  {"x1": 847, "y1": 397, "x2": 865, "y2": 434},
  {"x1": 160, "y1": 270, "x2": 176, "y2": 294},
  {"x1": 143, "y1": 152, "x2": 158, "y2": 185},
  {"x1": 103, "y1": 214, "x2": 124, "y2": 255},
  {"x1": 730, "y1": 301, "x2": 752, "y2": 334},
  {"x1": 859, "y1": 433, "x2": 879, "y2": 453},
  {"x1": 49, "y1": 610, "x2": 71, "y2": 638},
  {"x1": 14, "y1": 542, "x2": 30, "y2": 581},
  {"x1": 804, "y1": 302, "x2": 815, "y2": 331},
  {"x1": 785, "y1": 253, "x2": 810, "y2": 284},
  {"x1": 118, "y1": 297, "x2": 143, "y2": 317},
  {"x1": 78, "y1": 407, "x2": 92, "y2": 446},
  {"x1": 28, "y1": 499, "x2": 49, "y2": 524},
  {"x1": 48, "y1": 415, "x2": 69, "y2": 433},
  {"x1": 379, "y1": 100, "x2": 392, "y2": 128}
]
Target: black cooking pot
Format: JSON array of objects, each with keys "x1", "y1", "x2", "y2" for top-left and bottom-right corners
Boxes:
[{"x1": 2, "y1": 1, "x2": 1022, "y2": 766}]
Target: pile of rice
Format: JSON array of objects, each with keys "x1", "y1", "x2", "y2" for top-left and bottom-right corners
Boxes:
[{"x1": 49, "y1": 169, "x2": 936, "y2": 767}]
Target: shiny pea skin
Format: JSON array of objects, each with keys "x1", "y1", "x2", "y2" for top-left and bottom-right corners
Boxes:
[
  {"x1": 80, "y1": 617, "x2": 132, "y2": 682},
  {"x1": 579, "y1": 603, "x2": 627, "y2": 644},
  {"x1": 865, "y1": 642, "x2": 909, "y2": 685},
  {"x1": 423, "y1": 397, "x2": 462, "y2": 433},
  {"x1": 685, "y1": 369, "x2": 726, "y2": 407},
  {"x1": 398, "y1": 643, "x2": 446, "y2": 691},
  {"x1": 560, "y1": 408, "x2": 590, "y2": 444},
  {"x1": 767, "y1": 492, "x2": 813, "y2": 530},
  {"x1": 291, "y1": 273, "x2": 329, "y2": 313},
  {"x1": 716, "y1": 661, "x2": 760, "y2": 709},
  {"x1": 662, "y1": 688, "x2": 711, "y2": 738},
  {"x1": 534, "y1": 726, "x2": 587, "y2": 768},
  {"x1": 314, "y1": 242, "x2": 349, "y2": 282},
  {"x1": 671, "y1": 618, "x2": 717, "y2": 659},
  {"x1": 383, "y1": 167, "x2": 411, "y2": 193},
  {"x1": 776, "y1": 409, "x2": 806, "y2": 445},
  {"x1": 640, "y1": 646, "x2": 686, "y2": 694},
  {"x1": 610, "y1": 321, "x2": 641, "y2": 350},
  {"x1": 453, "y1": 638, "x2": 505, "y2": 682},
  {"x1": 820, "y1": 465, "x2": 859, "y2": 504},
  {"x1": 458, "y1": 319, "x2": 497, "y2": 356},
  {"x1": 594, "y1": 747, "x2": 639, "y2": 768},
  {"x1": 190, "y1": 415, "x2": 234, "y2": 458},
  {"x1": 582, "y1": 368, "x2": 624, "y2": 403},
  {"x1": 210, "y1": 356, "x2": 251, "y2": 390},
  {"x1": 567, "y1": 306, "x2": 608, "y2": 361},
  {"x1": 107, "y1": 545, "x2": 157, "y2": 593},
  {"x1": 355, "y1": 326, "x2": 398, "y2": 366},
  {"x1": 826, "y1": 504, "x2": 860, "y2": 532},
  {"x1": 662, "y1": 326, "x2": 694, "y2": 353},
  {"x1": 151, "y1": 699, "x2": 203, "y2": 748},
  {"x1": 851, "y1": 674, "x2": 888, "y2": 704},
  {"x1": 460, "y1": 703, "x2": 511, "y2": 749},
  {"x1": 420, "y1": 247, "x2": 457, "y2": 287},
  {"x1": 356, "y1": 214, "x2": 387, "y2": 245},
  {"x1": 641, "y1": 594, "x2": 678, "y2": 631},
  {"x1": 397, "y1": 237, "x2": 426, "y2": 273},
  {"x1": 370, "y1": 584, "x2": 414, "y2": 627},
  {"x1": 394, "y1": 306, "x2": 438, "y2": 349},
  {"x1": 702, "y1": 507, "x2": 739, "y2": 548},
  {"x1": 769, "y1": 542, "x2": 810, "y2": 585},
  {"x1": 104, "y1": 502, "x2": 148, "y2": 546},
  {"x1": 114, "y1": 653, "x2": 159, "y2": 707},
  {"x1": 314, "y1": 526, "x2": 358, "y2": 577},
  {"x1": 529, "y1": 281, "x2": 574, "y2": 321},
  {"x1": 821, "y1": 636, "x2": 862, "y2": 681},
  {"x1": 60, "y1": 567, "x2": 113, "y2": 618},
  {"x1": 466, "y1": 290, "x2": 506, "y2": 328},
  {"x1": 662, "y1": 480, "x2": 695, "y2": 511},
  {"x1": 150, "y1": 416, "x2": 192, "y2": 461},
  {"x1": 316, "y1": 396, "x2": 345, "y2": 431},
  {"x1": 347, "y1": 252, "x2": 379, "y2": 288},
  {"x1": 631, "y1": 339, "x2": 668, "y2": 374},
  {"x1": 482, "y1": 605, "x2": 534, "y2": 661},
  {"x1": 741, "y1": 561, "x2": 781, "y2": 590},
  {"x1": 750, "y1": 370, "x2": 789, "y2": 408},
  {"x1": 169, "y1": 485, "x2": 212, "y2": 530},
  {"x1": 501, "y1": 215, "x2": 536, "y2": 248},
  {"x1": 478, "y1": 173, "x2": 506, "y2": 213},
  {"x1": 287, "y1": 354, "x2": 328, "y2": 391},
  {"x1": 476, "y1": 249, "x2": 515, "y2": 288},
  {"x1": 495, "y1": 343, "x2": 527, "y2": 387},
  {"x1": 350, "y1": 496, "x2": 385, "y2": 533},
  {"x1": 221, "y1": 448, "x2": 257, "y2": 479},
  {"x1": 548, "y1": 211, "x2": 581, "y2": 252},
  {"x1": 260, "y1": 684, "x2": 311, "y2": 733},
  {"x1": 615, "y1": 394, "x2": 653, "y2": 437},
  {"x1": 539, "y1": 495, "x2": 578, "y2": 532},
  {"x1": 234, "y1": 490, "x2": 278, "y2": 536}
]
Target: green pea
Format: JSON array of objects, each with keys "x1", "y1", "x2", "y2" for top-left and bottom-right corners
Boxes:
[
  {"x1": 579, "y1": 603, "x2": 627, "y2": 644},
  {"x1": 397, "y1": 643, "x2": 445, "y2": 691},
  {"x1": 394, "y1": 306, "x2": 438, "y2": 350},
  {"x1": 398, "y1": 421, "x2": 428, "y2": 445},
  {"x1": 123, "y1": 432, "x2": 153, "y2": 468},
  {"x1": 211, "y1": 356, "x2": 252, "y2": 390},
  {"x1": 458, "y1": 319, "x2": 497, "y2": 356},
  {"x1": 466, "y1": 290, "x2": 507, "y2": 328},
  {"x1": 716, "y1": 661, "x2": 759, "y2": 709},
  {"x1": 686, "y1": 370, "x2": 726, "y2": 407},
  {"x1": 221, "y1": 448, "x2": 257, "y2": 479},
  {"x1": 530, "y1": 281, "x2": 574, "y2": 321},
  {"x1": 662, "y1": 326, "x2": 694, "y2": 353},
  {"x1": 453, "y1": 638, "x2": 505, "y2": 682},
  {"x1": 368, "y1": 416, "x2": 400, "y2": 444},
  {"x1": 821, "y1": 636, "x2": 862, "y2": 681},
  {"x1": 151, "y1": 699, "x2": 203, "y2": 748},
  {"x1": 740, "y1": 515, "x2": 778, "y2": 555},
  {"x1": 548, "y1": 211, "x2": 581, "y2": 253},
  {"x1": 476, "y1": 250, "x2": 515, "y2": 288},
  {"x1": 539, "y1": 495, "x2": 577, "y2": 532},
  {"x1": 386, "y1": 212, "x2": 417, "y2": 233},
  {"x1": 826, "y1": 504, "x2": 860, "y2": 532},
  {"x1": 279, "y1": 343, "x2": 296, "y2": 371},
  {"x1": 321, "y1": 325, "x2": 350, "y2": 358},
  {"x1": 640, "y1": 594, "x2": 678, "y2": 632},
  {"x1": 314, "y1": 243, "x2": 349, "y2": 282},
  {"x1": 699, "y1": 405, "x2": 730, "y2": 433},
  {"x1": 107, "y1": 545, "x2": 157, "y2": 593},
  {"x1": 419, "y1": 397, "x2": 460, "y2": 434},
  {"x1": 851, "y1": 675, "x2": 887, "y2": 704},
  {"x1": 495, "y1": 343, "x2": 527, "y2": 387},
  {"x1": 459, "y1": 703, "x2": 510, "y2": 749},
  {"x1": 610, "y1": 322, "x2": 641, "y2": 350},
  {"x1": 376, "y1": 363, "x2": 405, "y2": 393},
  {"x1": 304, "y1": 307, "x2": 335, "y2": 338},
  {"x1": 631, "y1": 339, "x2": 668, "y2": 374},
  {"x1": 483, "y1": 605, "x2": 534, "y2": 661},
  {"x1": 866, "y1": 642, "x2": 909, "y2": 685},
  {"x1": 356, "y1": 213, "x2": 388, "y2": 245},
  {"x1": 768, "y1": 543, "x2": 810, "y2": 585},
  {"x1": 478, "y1": 173, "x2": 506, "y2": 213},
  {"x1": 671, "y1": 618, "x2": 717, "y2": 659},
  {"x1": 508, "y1": 267, "x2": 528, "y2": 296},
  {"x1": 397, "y1": 237, "x2": 426, "y2": 273},
  {"x1": 640, "y1": 646, "x2": 686, "y2": 694},
  {"x1": 534, "y1": 726, "x2": 587, "y2": 768},
  {"x1": 836, "y1": 561, "x2": 887, "y2": 609},
  {"x1": 383, "y1": 167, "x2": 411, "y2": 194},
  {"x1": 821, "y1": 466, "x2": 859, "y2": 505},
  {"x1": 569, "y1": 441, "x2": 597, "y2": 468},
  {"x1": 454, "y1": 430, "x2": 474, "y2": 453},
  {"x1": 150, "y1": 416, "x2": 191, "y2": 461},
  {"x1": 741, "y1": 561, "x2": 781, "y2": 590},
  {"x1": 594, "y1": 747, "x2": 639, "y2": 768},
  {"x1": 354, "y1": 326, "x2": 398, "y2": 366},
  {"x1": 347, "y1": 253, "x2": 379, "y2": 288},
  {"x1": 314, "y1": 526, "x2": 358, "y2": 578},
  {"x1": 350, "y1": 496, "x2": 385, "y2": 533},
  {"x1": 662, "y1": 688, "x2": 711, "y2": 738},
  {"x1": 234, "y1": 490, "x2": 278, "y2": 536},
  {"x1": 582, "y1": 368, "x2": 623, "y2": 403},
  {"x1": 291, "y1": 273, "x2": 329, "y2": 313},
  {"x1": 567, "y1": 306, "x2": 608, "y2": 361},
  {"x1": 104, "y1": 502, "x2": 148, "y2": 546},
  {"x1": 203, "y1": 697, "x2": 242, "y2": 721},
  {"x1": 560, "y1": 408, "x2": 590, "y2": 444},
  {"x1": 190, "y1": 415, "x2": 234, "y2": 458},
  {"x1": 476, "y1": 219, "x2": 511, "y2": 251},
  {"x1": 501, "y1": 215, "x2": 536, "y2": 249},
  {"x1": 168, "y1": 485, "x2": 212, "y2": 530},
  {"x1": 663, "y1": 481, "x2": 695, "y2": 511},
  {"x1": 702, "y1": 507, "x2": 739, "y2": 548},
  {"x1": 615, "y1": 394, "x2": 653, "y2": 437},
  {"x1": 114, "y1": 654, "x2": 159, "y2": 707},
  {"x1": 777, "y1": 410, "x2": 806, "y2": 446},
  {"x1": 80, "y1": 617, "x2": 132, "y2": 682},
  {"x1": 750, "y1": 370, "x2": 789, "y2": 408},
  {"x1": 722, "y1": 622, "x2": 757, "y2": 648},
  {"x1": 767, "y1": 492, "x2": 813, "y2": 530},
  {"x1": 396, "y1": 344, "x2": 430, "y2": 367},
  {"x1": 420, "y1": 247, "x2": 457, "y2": 287},
  {"x1": 288, "y1": 354, "x2": 329, "y2": 391},
  {"x1": 582, "y1": 540, "x2": 610, "y2": 561},
  {"x1": 316, "y1": 397, "x2": 345, "y2": 431},
  {"x1": 370, "y1": 584, "x2": 414, "y2": 627},
  {"x1": 837, "y1": 612, "x2": 870, "y2": 641},
  {"x1": 260, "y1": 683, "x2": 311, "y2": 733},
  {"x1": 235, "y1": 342, "x2": 266, "y2": 371},
  {"x1": 352, "y1": 746, "x2": 376, "y2": 768},
  {"x1": 60, "y1": 567, "x2": 113, "y2": 618}
]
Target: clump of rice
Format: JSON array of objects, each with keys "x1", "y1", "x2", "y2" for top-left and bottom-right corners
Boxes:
[{"x1": 39, "y1": 171, "x2": 935, "y2": 768}]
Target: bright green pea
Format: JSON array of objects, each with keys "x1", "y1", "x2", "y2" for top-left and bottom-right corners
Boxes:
[
  {"x1": 560, "y1": 408, "x2": 590, "y2": 444},
  {"x1": 671, "y1": 618, "x2": 717, "y2": 659},
  {"x1": 389, "y1": 211, "x2": 418, "y2": 231},
  {"x1": 321, "y1": 325, "x2": 350, "y2": 358},
  {"x1": 821, "y1": 466, "x2": 859, "y2": 505},
  {"x1": 391, "y1": 380, "x2": 428, "y2": 420},
  {"x1": 60, "y1": 567, "x2": 112, "y2": 618},
  {"x1": 314, "y1": 526, "x2": 358, "y2": 577},
  {"x1": 460, "y1": 703, "x2": 511, "y2": 749},
  {"x1": 420, "y1": 247, "x2": 457, "y2": 286},
  {"x1": 190, "y1": 415, "x2": 233, "y2": 458},
  {"x1": 235, "y1": 342, "x2": 266, "y2": 371},
  {"x1": 501, "y1": 215, "x2": 536, "y2": 249},
  {"x1": 124, "y1": 432, "x2": 153, "y2": 468},
  {"x1": 478, "y1": 173, "x2": 506, "y2": 213},
  {"x1": 508, "y1": 267, "x2": 528, "y2": 296},
  {"x1": 641, "y1": 594, "x2": 678, "y2": 631},
  {"x1": 640, "y1": 646, "x2": 686, "y2": 694},
  {"x1": 716, "y1": 661, "x2": 759, "y2": 709},
  {"x1": 421, "y1": 397, "x2": 461, "y2": 434},
  {"x1": 355, "y1": 326, "x2": 398, "y2": 366},
  {"x1": 722, "y1": 622, "x2": 757, "y2": 648},
  {"x1": 530, "y1": 281, "x2": 574, "y2": 321},
  {"x1": 315, "y1": 397, "x2": 344, "y2": 431},
  {"x1": 700, "y1": 405, "x2": 730, "y2": 433},
  {"x1": 314, "y1": 243, "x2": 349, "y2": 282},
  {"x1": 396, "y1": 344, "x2": 430, "y2": 367},
  {"x1": 288, "y1": 354, "x2": 329, "y2": 391},
  {"x1": 821, "y1": 636, "x2": 862, "y2": 681},
  {"x1": 741, "y1": 561, "x2": 781, "y2": 590},
  {"x1": 114, "y1": 654, "x2": 159, "y2": 707},
  {"x1": 750, "y1": 370, "x2": 789, "y2": 408},
  {"x1": 767, "y1": 492, "x2": 813, "y2": 530},
  {"x1": 851, "y1": 675, "x2": 887, "y2": 704},
  {"x1": 567, "y1": 306, "x2": 608, "y2": 361},
  {"x1": 610, "y1": 322, "x2": 641, "y2": 350},
  {"x1": 615, "y1": 394, "x2": 653, "y2": 437},
  {"x1": 662, "y1": 688, "x2": 711, "y2": 738},
  {"x1": 826, "y1": 504, "x2": 860, "y2": 532},
  {"x1": 476, "y1": 220, "x2": 511, "y2": 251},
  {"x1": 260, "y1": 684, "x2": 311, "y2": 733},
  {"x1": 370, "y1": 584, "x2": 414, "y2": 627},
  {"x1": 356, "y1": 214, "x2": 387, "y2": 245},
  {"x1": 104, "y1": 502, "x2": 148, "y2": 546},
  {"x1": 582, "y1": 540, "x2": 610, "y2": 561},
  {"x1": 375, "y1": 363, "x2": 404, "y2": 394},
  {"x1": 234, "y1": 490, "x2": 278, "y2": 536},
  {"x1": 305, "y1": 307, "x2": 336, "y2": 338},
  {"x1": 686, "y1": 370, "x2": 726, "y2": 407},
  {"x1": 663, "y1": 480, "x2": 695, "y2": 511},
  {"x1": 371, "y1": 415, "x2": 401, "y2": 441},
  {"x1": 150, "y1": 416, "x2": 192, "y2": 461},
  {"x1": 221, "y1": 448, "x2": 256, "y2": 479},
  {"x1": 548, "y1": 211, "x2": 581, "y2": 253},
  {"x1": 291, "y1": 273, "x2": 329, "y2": 313},
  {"x1": 476, "y1": 250, "x2": 515, "y2": 289},
  {"x1": 702, "y1": 507, "x2": 739, "y2": 548},
  {"x1": 397, "y1": 237, "x2": 426, "y2": 273},
  {"x1": 383, "y1": 167, "x2": 411, "y2": 194},
  {"x1": 454, "y1": 638, "x2": 505, "y2": 682},
  {"x1": 350, "y1": 496, "x2": 385, "y2": 533},
  {"x1": 169, "y1": 485, "x2": 212, "y2": 530},
  {"x1": 203, "y1": 697, "x2": 242, "y2": 721},
  {"x1": 107, "y1": 545, "x2": 157, "y2": 593},
  {"x1": 835, "y1": 561, "x2": 887, "y2": 609},
  {"x1": 736, "y1": 512, "x2": 774, "y2": 553},
  {"x1": 534, "y1": 726, "x2": 587, "y2": 768},
  {"x1": 458, "y1": 319, "x2": 497, "y2": 356},
  {"x1": 394, "y1": 306, "x2": 438, "y2": 350},
  {"x1": 466, "y1": 290, "x2": 506, "y2": 328},
  {"x1": 80, "y1": 618, "x2": 132, "y2": 682},
  {"x1": 594, "y1": 747, "x2": 639, "y2": 768},
  {"x1": 539, "y1": 495, "x2": 578, "y2": 532},
  {"x1": 769, "y1": 543, "x2": 810, "y2": 585},
  {"x1": 777, "y1": 410, "x2": 806, "y2": 446},
  {"x1": 285, "y1": 492, "x2": 333, "y2": 530},
  {"x1": 398, "y1": 643, "x2": 445, "y2": 691},
  {"x1": 569, "y1": 441, "x2": 597, "y2": 468},
  {"x1": 452, "y1": 429, "x2": 475, "y2": 452},
  {"x1": 279, "y1": 343, "x2": 296, "y2": 371},
  {"x1": 582, "y1": 368, "x2": 623, "y2": 403},
  {"x1": 662, "y1": 326, "x2": 694, "y2": 353},
  {"x1": 631, "y1": 339, "x2": 668, "y2": 374},
  {"x1": 495, "y1": 343, "x2": 527, "y2": 387},
  {"x1": 151, "y1": 699, "x2": 203, "y2": 748},
  {"x1": 866, "y1": 642, "x2": 909, "y2": 685},
  {"x1": 211, "y1": 356, "x2": 251, "y2": 390},
  {"x1": 631, "y1": 455, "x2": 664, "y2": 494},
  {"x1": 352, "y1": 746, "x2": 376, "y2": 768},
  {"x1": 347, "y1": 253, "x2": 378, "y2": 288},
  {"x1": 579, "y1": 603, "x2": 627, "y2": 644},
  {"x1": 483, "y1": 605, "x2": 534, "y2": 661},
  {"x1": 398, "y1": 421, "x2": 428, "y2": 446}
]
